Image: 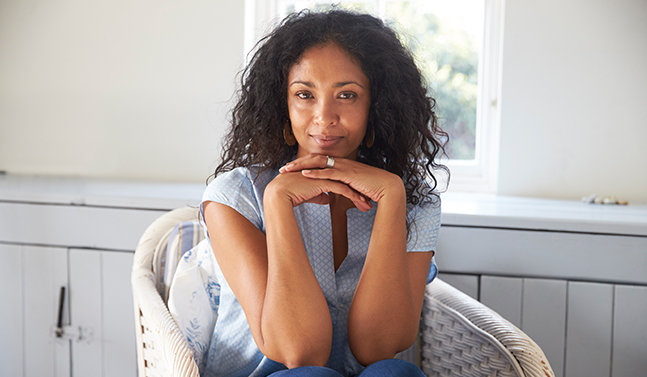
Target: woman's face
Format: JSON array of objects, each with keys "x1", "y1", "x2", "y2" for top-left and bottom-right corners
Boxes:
[{"x1": 287, "y1": 42, "x2": 371, "y2": 160}]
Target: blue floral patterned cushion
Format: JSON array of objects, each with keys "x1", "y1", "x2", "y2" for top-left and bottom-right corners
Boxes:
[{"x1": 167, "y1": 235, "x2": 219, "y2": 374}]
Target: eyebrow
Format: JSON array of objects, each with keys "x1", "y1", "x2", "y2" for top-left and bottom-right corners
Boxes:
[
  {"x1": 335, "y1": 81, "x2": 365, "y2": 89},
  {"x1": 289, "y1": 80, "x2": 366, "y2": 89}
]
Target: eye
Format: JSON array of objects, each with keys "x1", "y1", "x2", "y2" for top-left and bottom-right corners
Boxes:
[
  {"x1": 338, "y1": 92, "x2": 357, "y2": 100},
  {"x1": 296, "y1": 91, "x2": 313, "y2": 99}
]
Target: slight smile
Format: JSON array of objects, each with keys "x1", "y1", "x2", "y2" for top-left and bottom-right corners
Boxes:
[{"x1": 311, "y1": 135, "x2": 343, "y2": 147}]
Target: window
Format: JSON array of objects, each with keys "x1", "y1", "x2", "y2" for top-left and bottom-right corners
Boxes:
[{"x1": 244, "y1": 0, "x2": 503, "y2": 192}]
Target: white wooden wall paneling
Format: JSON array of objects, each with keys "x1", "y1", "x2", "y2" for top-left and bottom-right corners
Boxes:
[
  {"x1": 480, "y1": 275, "x2": 523, "y2": 328},
  {"x1": 0, "y1": 202, "x2": 164, "y2": 250},
  {"x1": 69, "y1": 249, "x2": 103, "y2": 376},
  {"x1": 52, "y1": 247, "x2": 72, "y2": 377},
  {"x1": 436, "y1": 227, "x2": 647, "y2": 285},
  {"x1": 612, "y1": 284, "x2": 647, "y2": 377},
  {"x1": 0, "y1": 244, "x2": 24, "y2": 377},
  {"x1": 23, "y1": 246, "x2": 70, "y2": 377},
  {"x1": 437, "y1": 273, "x2": 479, "y2": 300},
  {"x1": 521, "y1": 278, "x2": 568, "y2": 377},
  {"x1": 565, "y1": 281, "x2": 613, "y2": 377},
  {"x1": 102, "y1": 251, "x2": 137, "y2": 377}
]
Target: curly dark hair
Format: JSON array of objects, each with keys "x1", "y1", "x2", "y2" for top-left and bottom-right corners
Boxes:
[{"x1": 214, "y1": 9, "x2": 448, "y2": 207}]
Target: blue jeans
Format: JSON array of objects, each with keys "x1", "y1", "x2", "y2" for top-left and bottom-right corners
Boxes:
[{"x1": 267, "y1": 359, "x2": 425, "y2": 376}]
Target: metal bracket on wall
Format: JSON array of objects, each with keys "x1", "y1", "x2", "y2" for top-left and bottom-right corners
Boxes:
[
  {"x1": 50, "y1": 285, "x2": 94, "y2": 344},
  {"x1": 50, "y1": 325, "x2": 94, "y2": 344}
]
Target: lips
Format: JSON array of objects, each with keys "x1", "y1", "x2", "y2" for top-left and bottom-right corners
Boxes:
[{"x1": 311, "y1": 135, "x2": 343, "y2": 147}]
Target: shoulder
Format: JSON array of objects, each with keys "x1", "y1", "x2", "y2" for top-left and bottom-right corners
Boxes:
[
  {"x1": 203, "y1": 167, "x2": 278, "y2": 202},
  {"x1": 407, "y1": 193, "x2": 441, "y2": 222},
  {"x1": 202, "y1": 168, "x2": 250, "y2": 204},
  {"x1": 202, "y1": 166, "x2": 279, "y2": 232}
]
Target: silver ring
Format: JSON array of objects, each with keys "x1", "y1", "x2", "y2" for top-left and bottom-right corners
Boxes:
[{"x1": 325, "y1": 156, "x2": 335, "y2": 168}]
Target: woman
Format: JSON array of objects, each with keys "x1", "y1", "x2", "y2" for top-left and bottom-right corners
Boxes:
[{"x1": 200, "y1": 9, "x2": 447, "y2": 377}]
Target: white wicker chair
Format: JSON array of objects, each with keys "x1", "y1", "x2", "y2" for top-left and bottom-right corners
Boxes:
[
  {"x1": 132, "y1": 208, "x2": 555, "y2": 377},
  {"x1": 421, "y1": 279, "x2": 554, "y2": 377},
  {"x1": 132, "y1": 207, "x2": 202, "y2": 377}
]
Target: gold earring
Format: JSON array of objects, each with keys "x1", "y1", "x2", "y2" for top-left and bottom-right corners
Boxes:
[
  {"x1": 283, "y1": 122, "x2": 296, "y2": 146},
  {"x1": 365, "y1": 128, "x2": 375, "y2": 148}
]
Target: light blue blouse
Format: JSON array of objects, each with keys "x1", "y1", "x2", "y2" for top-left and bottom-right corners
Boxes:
[{"x1": 199, "y1": 167, "x2": 441, "y2": 377}]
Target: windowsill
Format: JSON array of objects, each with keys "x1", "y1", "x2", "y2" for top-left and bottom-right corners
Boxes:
[{"x1": 441, "y1": 192, "x2": 647, "y2": 237}]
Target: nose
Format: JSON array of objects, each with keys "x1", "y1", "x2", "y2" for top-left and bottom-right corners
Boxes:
[{"x1": 314, "y1": 97, "x2": 339, "y2": 127}]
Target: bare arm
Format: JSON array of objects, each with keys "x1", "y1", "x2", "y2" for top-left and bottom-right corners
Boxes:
[
  {"x1": 283, "y1": 155, "x2": 433, "y2": 365},
  {"x1": 204, "y1": 199, "x2": 331, "y2": 368},
  {"x1": 203, "y1": 171, "x2": 370, "y2": 368},
  {"x1": 347, "y1": 178, "x2": 432, "y2": 365}
]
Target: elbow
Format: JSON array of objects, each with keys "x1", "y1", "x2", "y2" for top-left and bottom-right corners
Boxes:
[
  {"x1": 272, "y1": 341, "x2": 331, "y2": 369},
  {"x1": 349, "y1": 338, "x2": 400, "y2": 367},
  {"x1": 260, "y1": 330, "x2": 332, "y2": 369},
  {"x1": 256, "y1": 309, "x2": 333, "y2": 369},
  {"x1": 348, "y1": 323, "x2": 418, "y2": 366},
  {"x1": 283, "y1": 352, "x2": 329, "y2": 370}
]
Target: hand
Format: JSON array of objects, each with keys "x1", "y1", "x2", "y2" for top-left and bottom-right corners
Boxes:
[
  {"x1": 279, "y1": 154, "x2": 405, "y2": 204},
  {"x1": 266, "y1": 169, "x2": 373, "y2": 212}
]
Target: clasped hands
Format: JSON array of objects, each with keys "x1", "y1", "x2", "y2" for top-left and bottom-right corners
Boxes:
[{"x1": 270, "y1": 154, "x2": 405, "y2": 211}]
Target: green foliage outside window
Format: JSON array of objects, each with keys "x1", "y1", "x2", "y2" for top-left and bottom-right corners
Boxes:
[{"x1": 386, "y1": 2, "x2": 479, "y2": 160}]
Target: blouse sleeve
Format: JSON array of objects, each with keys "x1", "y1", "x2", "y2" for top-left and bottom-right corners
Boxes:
[
  {"x1": 200, "y1": 168, "x2": 264, "y2": 239},
  {"x1": 405, "y1": 196, "x2": 441, "y2": 283},
  {"x1": 406, "y1": 196, "x2": 442, "y2": 253}
]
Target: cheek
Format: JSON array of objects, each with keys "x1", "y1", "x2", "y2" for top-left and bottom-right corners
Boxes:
[
  {"x1": 288, "y1": 111, "x2": 306, "y2": 129},
  {"x1": 288, "y1": 99, "x2": 308, "y2": 120},
  {"x1": 288, "y1": 109, "x2": 309, "y2": 139},
  {"x1": 287, "y1": 104, "x2": 301, "y2": 126},
  {"x1": 351, "y1": 105, "x2": 370, "y2": 136}
]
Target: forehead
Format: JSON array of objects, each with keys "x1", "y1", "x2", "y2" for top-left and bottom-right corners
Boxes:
[{"x1": 288, "y1": 43, "x2": 368, "y2": 85}]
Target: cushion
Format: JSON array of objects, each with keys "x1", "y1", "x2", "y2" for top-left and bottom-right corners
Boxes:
[{"x1": 152, "y1": 220, "x2": 205, "y2": 303}]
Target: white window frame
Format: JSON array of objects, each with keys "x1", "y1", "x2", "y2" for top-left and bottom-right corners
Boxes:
[{"x1": 244, "y1": 0, "x2": 504, "y2": 193}]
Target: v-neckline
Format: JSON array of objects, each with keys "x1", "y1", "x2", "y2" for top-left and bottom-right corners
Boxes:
[{"x1": 329, "y1": 194, "x2": 355, "y2": 272}]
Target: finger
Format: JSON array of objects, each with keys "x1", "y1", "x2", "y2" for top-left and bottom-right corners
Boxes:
[
  {"x1": 280, "y1": 154, "x2": 336, "y2": 173},
  {"x1": 300, "y1": 168, "x2": 347, "y2": 184},
  {"x1": 301, "y1": 168, "x2": 382, "y2": 204},
  {"x1": 280, "y1": 172, "x2": 371, "y2": 211},
  {"x1": 320, "y1": 180, "x2": 372, "y2": 212}
]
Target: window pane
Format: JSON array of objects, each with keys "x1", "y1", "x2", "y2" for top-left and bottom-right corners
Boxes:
[
  {"x1": 385, "y1": 1, "x2": 483, "y2": 160},
  {"x1": 277, "y1": 0, "x2": 484, "y2": 160}
]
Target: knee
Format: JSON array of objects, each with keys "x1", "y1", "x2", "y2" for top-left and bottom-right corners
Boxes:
[
  {"x1": 361, "y1": 359, "x2": 425, "y2": 376},
  {"x1": 269, "y1": 366, "x2": 343, "y2": 377}
]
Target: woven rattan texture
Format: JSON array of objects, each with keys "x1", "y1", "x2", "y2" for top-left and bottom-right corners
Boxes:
[
  {"x1": 421, "y1": 300, "x2": 521, "y2": 376},
  {"x1": 132, "y1": 207, "x2": 201, "y2": 377},
  {"x1": 420, "y1": 279, "x2": 554, "y2": 377}
]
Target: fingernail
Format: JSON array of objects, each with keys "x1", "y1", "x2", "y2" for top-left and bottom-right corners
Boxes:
[
  {"x1": 360, "y1": 196, "x2": 366, "y2": 202},
  {"x1": 302, "y1": 170, "x2": 311, "y2": 174}
]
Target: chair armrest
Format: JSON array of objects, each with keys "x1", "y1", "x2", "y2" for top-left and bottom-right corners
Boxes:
[
  {"x1": 133, "y1": 273, "x2": 200, "y2": 377},
  {"x1": 420, "y1": 278, "x2": 554, "y2": 377},
  {"x1": 132, "y1": 207, "x2": 201, "y2": 377}
]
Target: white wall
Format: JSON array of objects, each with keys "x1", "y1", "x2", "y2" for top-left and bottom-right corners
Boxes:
[
  {"x1": 497, "y1": 0, "x2": 647, "y2": 203},
  {"x1": 1, "y1": 0, "x2": 645, "y2": 202},
  {"x1": 0, "y1": 0, "x2": 244, "y2": 183}
]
